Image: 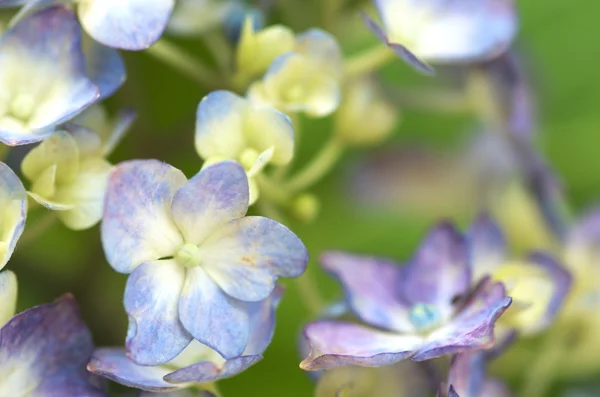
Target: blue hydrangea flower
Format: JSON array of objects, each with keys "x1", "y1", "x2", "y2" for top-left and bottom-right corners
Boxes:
[
  {"x1": 0, "y1": 161, "x2": 26, "y2": 269},
  {"x1": 101, "y1": 159, "x2": 308, "y2": 365},
  {"x1": 88, "y1": 286, "x2": 283, "y2": 392},
  {"x1": 1, "y1": 0, "x2": 174, "y2": 50},
  {"x1": 363, "y1": 0, "x2": 518, "y2": 73},
  {"x1": 300, "y1": 223, "x2": 512, "y2": 371},
  {"x1": 0, "y1": 271, "x2": 106, "y2": 396},
  {"x1": 468, "y1": 214, "x2": 571, "y2": 334},
  {"x1": 0, "y1": 5, "x2": 103, "y2": 146}
]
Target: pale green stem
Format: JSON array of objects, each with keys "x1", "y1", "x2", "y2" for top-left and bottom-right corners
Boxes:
[
  {"x1": 394, "y1": 88, "x2": 470, "y2": 113},
  {"x1": 204, "y1": 30, "x2": 234, "y2": 79},
  {"x1": 345, "y1": 45, "x2": 397, "y2": 79},
  {"x1": 146, "y1": 39, "x2": 221, "y2": 88},
  {"x1": 19, "y1": 211, "x2": 56, "y2": 247},
  {"x1": 286, "y1": 137, "x2": 344, "y2": 193}
]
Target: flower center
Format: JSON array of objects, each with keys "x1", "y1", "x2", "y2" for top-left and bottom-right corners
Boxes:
[
  {"x1": 239, "y1": 148, "x2": 260, "y2": 171},
  {"x1": 408, "y1": 303, "x2": 440, "y2": 331},
  {"x1": 9, "y1": 94, "x2": 35, "y2": 121},
  {"x1": 175, "y1": 243, "x2": 203, "y2": 268}
]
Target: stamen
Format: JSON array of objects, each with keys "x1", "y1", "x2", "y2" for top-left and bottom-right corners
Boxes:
[{"x1": 408, "y1": 303, "x2": 440, "y2": 331}]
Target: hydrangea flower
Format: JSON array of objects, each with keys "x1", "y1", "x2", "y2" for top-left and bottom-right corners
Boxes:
[
  {"x1": 0, "y1": 271, "x2": 106, "y2": 396},
  {"x1": 1, "y1": 0, "x2": 174, "y2": 50},
  {"x1": 300, "y1": 223, "x2": 512, "y2": 371},
  {"x1": 195, "y1": 90, "x2": 294, "y2": 204},
  {"x1": 101, "y1": 160, "x2": 308, "y2": 365},
  {"x1": 21, "y1": 129, "x2": 114, "y2": 230},
  {"x1": 88, "y1": 286, "x2": 282, "y2": 392},
  {"x1": 468, "y1": 214, "x2": 571, "y2": 334},
  {"x1": 0, "y1": 5, "x2": 102, "y2": 146},
  {"x1": 167, "y1": 0, "x2": 241, "y2": 37},
  {"x1": 363, "y1": 0, "x2": 518, "y2": 72},
  {"x1": 248, "y1": 28, "x2": 344, "y2": 117},
  {"x1": 0, "y1": 161, "x2": 26, "y2": 268}
]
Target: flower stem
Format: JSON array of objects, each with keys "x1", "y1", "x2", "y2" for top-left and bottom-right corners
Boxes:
[
  {"x1": 345, "y1": 45, "x2": 397, "y2": 79},
  {"x1": 286, "y1": 137, "x2": 344, "y2": 193},
  {"x1": 146, "y1": 39, "x2": 221, "y2": 88},
  {"x1": 19, "y1": 211, "x2": 56, "y2": 247}
]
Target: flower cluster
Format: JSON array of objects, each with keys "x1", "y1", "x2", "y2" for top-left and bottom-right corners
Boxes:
[{"x1": 0, "y1": 0, "x2": 594, "y2": 396}]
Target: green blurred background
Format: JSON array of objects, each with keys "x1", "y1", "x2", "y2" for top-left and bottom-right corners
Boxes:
[{"x1": 10, "y1": 0, "x2": 600, "y2": 396}]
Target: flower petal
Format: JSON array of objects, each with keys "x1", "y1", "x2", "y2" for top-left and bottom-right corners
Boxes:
[
  {"x1": 164, "y1": 355, "x2": 262, "y2": 383},
  {"x1": 0, "y1": 0, "x2": 27, "y2": 7},
  {"x1": 21, "y1": 130, "x2": 79, "y2": 184},
  {"x1": 179, "y1": 266, "x2": 249, "y2": 359},
  {"x1": 447, "y1": 352, "x2": 486, "y2": 397},
  {"x1": 87, "y1": 348, "x2": 176, "y2": 392},
  {"x1": 401, "y1": 222, "x2": 470, "y2": 317},
  {"x1": 0, "y1": 6, "x2": 98, "y2": 146},
  {"x1": 245, "y1": 106, "x2": 294, "y2": 166},
  {"x1": 78, "y1": 0, "x2": 175, "y2": 50},
  {"x1": 82, "y1": 35, "x2": 126, "y2": 99},
  {"x1": 0, "y1": 295, "x2": 106, "y2": 396},
  {"x1": 171, "y1": 160, "x2": 248, "y2": 246},
  {"x1": 101, "y1": 160, "x2": 186, "y2": 273},
  {"x1": 195, "y1": 90, "x2": 248, "y2": 161},
  {"x1": 0, "y1": 270, "x2": 16, "y2": 327},
  {"x1": 412, "y1": 279, "x2": 511, "y2": 361},
  {"x1": 468, "y1": 213, "x2": 507, "y2": 281},
  {"x1": 124, "y1": 259, "x2": 192, "y2": 366},
  {"x1": 201, "y1": 216, "x2": 308, "y2": 302},
  {"x1": 294, "y1": 28, "x2": 344, "y2": 77},
  {"x1": 0, "y1": 162, "x2": 27, "y2": 269},
  {"x1": 300, "y1": 321, "x2": 423, "y2": 371},
  {"x1": 320, "y1": 251, "x2": 413, "y2": 333},
  {"x1": 54, "y1": 158, "x2": 113, "y2": 230}
]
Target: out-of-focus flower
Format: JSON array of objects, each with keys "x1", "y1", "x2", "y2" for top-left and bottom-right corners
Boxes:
[
  {"x1": 0, "y1": 6, "x2": 100, "y2": 146},
  {"x1": 235, "y1": 19, "x2": 295, "y2": 83},
  {"x1": 101, "y1": 160, "x2": 308, "y2": 365},
  {"x1": 168, "y1": 0, "x2": 240, "y2": 37},
  {"x1": 300, "y1": 223, "x2": 511, "y2": 371},
  {"x1": 248, "y1": 28, "x2": 344, "y2": 117},
  {"x1": 2, "y1": 0, "x2": 175, "y2": 50},
  {"x1": 88, "y1": 286, "x2": 283, "y2": 392},
  {"x1": 363, "y1": 0, "x2": 518, "y2": 72},
  {"x1": 468, "y1": 214, "x2": 571, "y2": 334},
  {"x1": 0, "y1": 161, "x2": 26, "y2": 269},
  {"x1": 335, "y1": 77, "x2": 398, "y2": 147},
  {"x1": 195, "y1": 90, "x2": 294, "y2": 204},
  {"x1": 0, "y1": 272, "x2": 106, "y2": 396},
  {"x1": 21, "y1": 129, "x2": 113, "y2": 230}
]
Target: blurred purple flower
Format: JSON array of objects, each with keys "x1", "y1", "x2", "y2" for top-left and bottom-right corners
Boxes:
[
  {"x1": 101, "y1": 160, "x2": 308, "y2": 365},
  {"x1": 88, "y1": 287, "x2": 283, "y2": 392},
  {"x1": 300, "y1": 223, "x2": 512, "y2": 371}
]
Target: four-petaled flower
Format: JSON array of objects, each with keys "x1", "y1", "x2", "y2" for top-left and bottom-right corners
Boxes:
[
  {"x1": 101, "y1": 159, "x2": 308, "y2": 365},
  {"x1": 300, "y1": 223, "x2": 512, "y2": 371}
]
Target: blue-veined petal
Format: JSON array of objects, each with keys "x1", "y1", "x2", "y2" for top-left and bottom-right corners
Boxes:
[
  {"x1": 101, "y1": 160, "x2": 186, "y2": 273},
  {"x1": 164, "y1": 355, "x2": 262, "y2": 383},
  {"x1": 300, "y1": 321, "x2": 423, "y2": 371},
  {"x1": 178, "y1": 266, "x2": 249, "y2": 359},
  {"x1": 244, "y1": 285, "x2": 284, "y2": 355},
  {"x1": 0, "y1": 6, "x2": 98, "y2": 146},
  {"x1": 82, "y1": 35, "x2": 126, "y2": 99},
  {"x1": 87, "y1": 348, "x2": 177, "y2": 392},
  {"x1": 0, "y1": 162, "x2": 26, "y2": 269},
  {"x1": 124, "y1": 259, "x2": 192, "y2": 366},
  {"x1": 171, "y1": 160, "x2": 248, "y2": 246},
  {"x1": 78, "y1": 0, "x2": 175, "y2": 50},
  {"x1": 320, "y1": 251, "x2": 413, "y2": 333},
  {"x1": 0, "y1": 295, "x2": 106, "y2": 396},
  {"x1": 0, "y1": 270, "x2": 16, "y2": 327},
  {"x1": 200, "y1": 216, "x2": 308, "y2": 302}
]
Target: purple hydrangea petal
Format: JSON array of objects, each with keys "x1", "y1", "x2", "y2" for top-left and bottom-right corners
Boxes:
[
  {"x1": 0, "y1": 5, "x2": 99, "y2": 146},
  {"x1": 300, "y1": 321, "x2": 423, "y2": 371},
  {"x1": 124, "y1": 259, "x2": 192, "y2": 366},
  {"x1": 0, "y1": 295, "x2": 106, "y2": 396},
  {"x1": 468, "y1": 213, "x2": 507, "y2": 281},
  {"x1": 82, "y1": 36, "x2": 126, "y2": 100},
  {"x1": 447, "y1": 352, "x2": 486, "y2": 397},
  {"x1": 102, "y1": 107, "x2": 137, "y2": 156},
  {"x1": 87, "y1": 348, "x2": 177, "y2": 392},
  {"x1": 179, "y1": 266, "x2": 249, "y2": 359},
  {"x1": 0, "y1": 162, "x2": 27, "y2": 269},
  {"x1": 244, "y1": 285, "x2": 284, "y2": 355},
  {"x1": 401, "y1": 222, "x2": 470, "y2": 317},
  {"x1": 480, "y1": 379, "x2": 513, "y2": 397},
  {"x1": 201, "y1": 216, "x2": 308, "y2": 302},
  {"x1": 412, "y1": 279, "x2": 511, "y2": 361},
  {"x1": 78, "y1": 0, "x2": 175, "y2": 50},
  {"x1": 101, "y1": 160, "x2": 186, "y2": 274},
  {"x1": 171, "y1": 160, "x2": 248, "y2": 246},
  {"x1": 320, "y1": 251, "x2": 413, "y2": 332},
  {"x1": 163, "y1": 355, "x2": 263, "y2": 383},
  {"x1": 0, "y1": 0, "x2": 26, "y2": 7}
]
